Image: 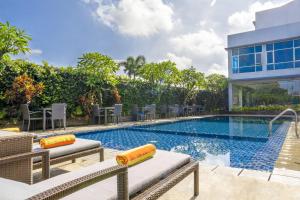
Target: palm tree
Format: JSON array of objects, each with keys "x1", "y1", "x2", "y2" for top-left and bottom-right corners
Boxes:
[{"x1": 121, "y1": 55, "x2": 146, "y2": 79}]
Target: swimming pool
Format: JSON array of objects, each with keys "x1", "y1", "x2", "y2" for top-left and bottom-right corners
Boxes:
[{"x1": 77, "y1": 116, "x2": 290, "y2": 171}]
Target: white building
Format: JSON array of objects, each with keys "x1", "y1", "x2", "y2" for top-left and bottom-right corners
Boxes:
[{"x1": 227, "y1": 0, "x2": 300, "y2": 111}]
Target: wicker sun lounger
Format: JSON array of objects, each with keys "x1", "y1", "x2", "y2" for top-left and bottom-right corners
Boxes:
[
  {"x1": 33, "y1": 138, "x2": 104, "y2": 169},
  {"x1": 0, "y1": 150, "x2": 199, "y2": 200},
  {"x1": 0, "y1": 134, "x2": 104, "y2": 185}
]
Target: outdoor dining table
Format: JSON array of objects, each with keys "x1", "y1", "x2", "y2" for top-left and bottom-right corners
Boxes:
[
  {"x1": 100, "y1": 107, "x2": 114, "y2": 124},
  {"x1": 43, "y1": 107, "x2": 51, "y2": 131}
]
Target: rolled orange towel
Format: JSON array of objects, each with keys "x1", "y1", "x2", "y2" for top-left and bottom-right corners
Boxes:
[
  {"x1": 116, "y1": 144, "x2": 156, "y2": 166},
  {"x1": 40, "y1": 134, "x2": 76, "y2": 149}
]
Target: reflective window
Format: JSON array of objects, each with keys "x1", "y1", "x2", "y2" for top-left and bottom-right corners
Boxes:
[
  {"x1": 274, "y1": 40, "x2": 293, "y2": 50},
  {"x1": 275, "y1": 62, "x2": 294, "y2": 70},
  {"x1": 294, "y1": 39, "x2": 300, "y2": 47},
  {"x1": 239, "y1": 66, "x2": 255, "y2": 73},
  {"x1": 256, "y1": 65, "x2": 263, "y2": 71},
  {"x1": 267, "y1": 64, "x2": 274, "y2": 70},
  {"x1": 296, "y1": 61, "x2": 300, "y2": 68},
  {"x1": 266, "y1": 38, "x2": 300, "y2": 71},
  {"x1": 239, "y1": 54, "x2": 255, "y2": 67},
  {"x1": 256, "y1": 54, "x2": 261, "y2": 65},
  {"x1": 232, "y1": 56, "x2": 239, "y2": 74},
  {"x1": 232, "y1": 48, "x2": 239, "y2": 56},
  {"x1": 255, "y1": 45, "x2": 262, "y2": 53},
  {"x1": 239, "y1": 46, "x2": 254, "y2": 55},
  {"x1": 231, "y1": 38, "x2": 300, "y2": 74},
  {"x1": 266, "y1": 43, "x2": 273, "y2": 51},
  {"x1": 274, "y1": 49, "x2": 293, "y2": 63},
  {"x1": 267, "y1": 52, "x2": 273, "y2": 64},
  {"x1": 295, "y1": 48, "x2": 300, "y2": 60}
]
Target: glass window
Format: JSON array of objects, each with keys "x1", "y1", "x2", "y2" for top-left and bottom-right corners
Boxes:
[
  {"x1": 255, "y1": 45, "x2": 262, "y2": 53},
  {"x1": 239, "y1": 46, "x2": 254, "y2": 55},
  {"x1": 294, "y1": 39, "x2": 300, "y2": 47},
  {"x1": 274, "y1": 49, "x2": 293, "y2": 63},
  {"x1": 275, "y1": 62, "x2": 294, "y2": 70},
  {"x1": 256, "y1": 65, "x2": 262, "y2": 72},
  {"x1": 232, "y1": 56, "x2": 238, "y2": 73},
  {"x1": 267, "y1": 52, "x2": 273, "y2": 64},
  {"x1": 295, "y1": 61, "x2": 300, "y2": 68},
  {"x1": 239, "y1": 54, "x2": 255, "y2": 67},
  {"x1": 266, "y1": 43, "x2": 273, "y2": 51},
  {"x1": 267, "y1": 64, "x2": 274, "y2": 70},
  {"x1": 255, "y1": 53, "x2": 261, "y2": 65},
  {"x1": 232, "y1": 48, "x2": 239, "y2": 56},
  {"x1": 239, "y1": 66, "x2": 255, "y2": 73},
  {"x1": 295, "y1": 48, "x2": 300, "y2": 61},
  {"x1": 274, "y1": 40, "x2": 293, "y2": 50}
]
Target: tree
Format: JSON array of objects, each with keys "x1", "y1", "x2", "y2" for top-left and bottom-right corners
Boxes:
[
  {"x1": 205, "y1": 74, "x2": 228, "y2": 93},
  {"x1": 203, "y1": 74, "x2": 228, "y2": 111},
  {"x1": 77, "y1": 52, "x2": 119, "y2": 115},
  {"x1": 0, "y1": 21, "x2": 31, "y2": 59},
  {"x1": 120, "y1": 55, "x2": 145, "y2": 79},
  {"x1": 139, "y1": 61, "x2": 180, "y2": 85},
  {"x1": 179, "y1": 66, "x2": 205, "y2": 104}
]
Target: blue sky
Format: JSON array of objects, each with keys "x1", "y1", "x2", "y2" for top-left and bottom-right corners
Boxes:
[{"x1": 0, "y1": 0, "x2": 291, "y2": 74}]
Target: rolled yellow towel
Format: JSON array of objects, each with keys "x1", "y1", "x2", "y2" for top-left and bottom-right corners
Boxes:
[
  {"x1": 40, "y1": 134, "x2": 76, "y2": 149},
  {"x1": 116, "y1": 144, "x2": 156, "y2": 166}
]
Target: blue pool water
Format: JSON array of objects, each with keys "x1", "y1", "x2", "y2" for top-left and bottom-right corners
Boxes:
[{"x1": 77, "y1": 116, "x2": 290, "y2": 171}]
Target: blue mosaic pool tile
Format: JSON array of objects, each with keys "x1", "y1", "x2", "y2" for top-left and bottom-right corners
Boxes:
[{"x1": 77, "y1": 116, "x2": 290, "y2": 171}]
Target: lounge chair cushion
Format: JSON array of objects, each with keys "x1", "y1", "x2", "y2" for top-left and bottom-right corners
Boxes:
[
  {"x1": 0, "y1": 178, "x2": 32, "y2": 200},
  {"x1": 30, "y1": 150, "x2": 190, "y2": 200},
  {"x1": 33, "y1": 138, "x2": 101, "y2": 162}
]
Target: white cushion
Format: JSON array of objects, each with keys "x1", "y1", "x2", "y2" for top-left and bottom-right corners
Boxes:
[
  {"x1": 33, "y1": 138, "x2": 101, "y2": 162},
  {"x1": 30, "y1": 150, "x2": 190, "y2": 200}
]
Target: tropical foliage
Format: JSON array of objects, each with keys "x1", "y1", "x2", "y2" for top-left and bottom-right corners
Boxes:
[
  {"x1": 0, "y1": 21, "x2": 229, "y2": 120},
  {"x1": 0, "y1": 22, "x2": 31, "y2": 59},
  {"x1": 120, "y1": 56, "x2": 145, "y2": 79}
]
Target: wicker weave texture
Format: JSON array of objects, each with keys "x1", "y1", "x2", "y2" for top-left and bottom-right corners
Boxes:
[{"x1": 0, "y1": 134, "x2": 33, "y2": 184}]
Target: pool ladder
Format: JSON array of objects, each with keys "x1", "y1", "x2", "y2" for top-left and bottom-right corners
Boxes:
[{"x1": 268, "y1": 108, "x2": 298, "y2": 138}]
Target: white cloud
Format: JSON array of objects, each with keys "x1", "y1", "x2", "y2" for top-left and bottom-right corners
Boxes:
[
  {"x1": 30, "y1": 48, "x2": 43, "y2": 55},
  {"x1": 228, "y1": 0, "x2": 291, "y2": 34},
  {"x1": 168, "y1": 28, "x2": 227, "y2": 74},
  {"x1": 210, "y1": 0, "x2": 217, "y2": 7},
  {"x1": 86, "y1": 0, "x2": 174, "y2": 37},
  {"x1": 166, "y1": 53, "x2": 192, "y2": 70},
  {"x1": 170, "y1": 29, "x2": 225, "y2": 58},
  {"x1": 207, "y1": 63, "x2": 227, "y2": 76}
]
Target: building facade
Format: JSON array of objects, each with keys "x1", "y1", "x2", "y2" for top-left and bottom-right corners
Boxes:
[{"x1": 227, "y1": 0, "x2": 300, "y2": 111}]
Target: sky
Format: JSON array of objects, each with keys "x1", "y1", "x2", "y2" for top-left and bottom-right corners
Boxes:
[{"x1": 0, "y1": 0, "x2": 292, "y2": 75}]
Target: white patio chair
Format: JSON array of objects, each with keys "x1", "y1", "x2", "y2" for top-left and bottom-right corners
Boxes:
[{"x1": 50, "y1": 103, "x2": 67, "y2": 130}]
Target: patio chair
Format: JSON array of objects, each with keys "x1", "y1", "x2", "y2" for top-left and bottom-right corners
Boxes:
[
  {"x1": 20, "y1": 104, "x2": 43, "y2": 131},
  {"x1": 145, "y1": 104, "x2": 156, "y2": 121},
  {"x1": 0, "y1": 133, "x2": 50, "y2": 185},
  {"x1": 92, "y1": 104, "x2": 105, "y2": 124},
  {"x1": 159, "y1": 104, "x2": 168, "y2": 118},
  {"x1": 169, "y1": 104, "x2": 179, "y2": 118},
  {"x1": 111, "y1": 104, "x2": 123, "y2": 124},
  {"x1": 50, "y1": 103, "x2": 67, "y2": 130},
  {"x1": 1, "y1": 150, "x2": 199, "y2": 200},
  {"x1": 130, "y1": 104, "x2": 139, "y2": 121}
]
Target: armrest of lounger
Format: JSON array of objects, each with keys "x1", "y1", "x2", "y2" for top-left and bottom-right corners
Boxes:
[
  {"x1": 0, "y1": 149, "x2": 50, "y2": 180},
  {"x1": 28, "y1": 165, "x2": 129, "y2": 200}
]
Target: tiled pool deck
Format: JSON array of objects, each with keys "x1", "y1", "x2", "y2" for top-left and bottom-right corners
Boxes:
[{"x1": 14, "y1": 116, "x2": 300, "y2": 199}]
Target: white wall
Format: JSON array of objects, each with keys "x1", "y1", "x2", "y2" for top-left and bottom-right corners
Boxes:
[
  {"x1": 255, "y1": 0, "x2": 300, "y2": 30},
  {"x1": 227, "y1": 21, "x2": 300, "y2": 48}
]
